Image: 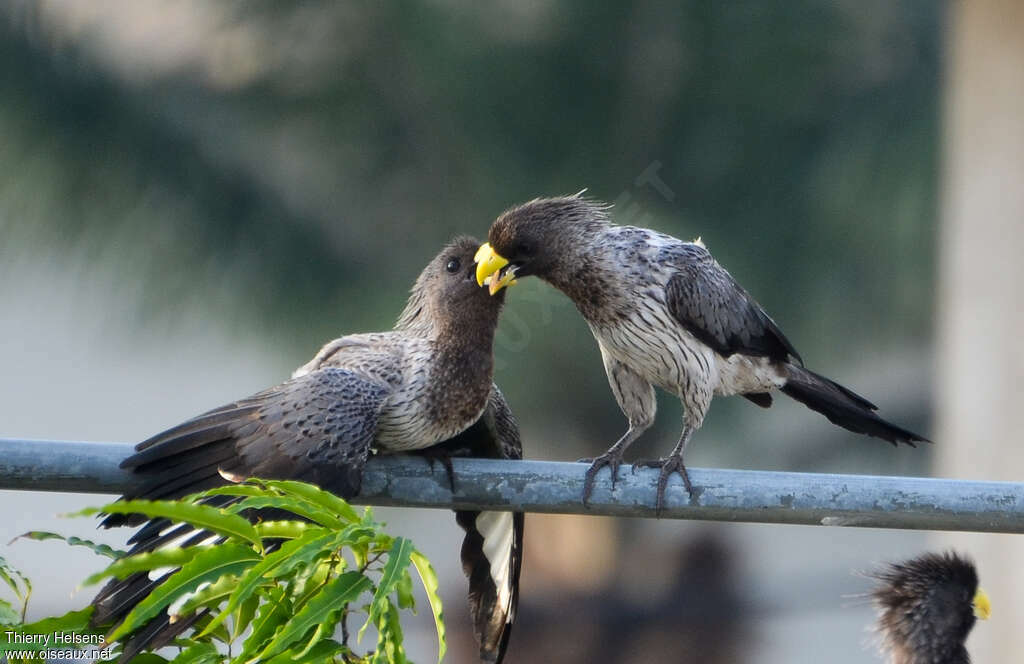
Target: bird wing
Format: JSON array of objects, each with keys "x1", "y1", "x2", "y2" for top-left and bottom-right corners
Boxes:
[
  {"x1": 116, "y1": 366, "x2": 393, "y2": 513},
  {"x1": 430, "y1": 385, "x2": 523, "y2": 664},
  {"x1": 663, "y1": 244, "x2": 802, "y2": 363},
  {"x1": 93, "y1": 367, "x2": 392, "y2": 657},
  {"x1": 292, "y1": 332, "x2": 407, "y2": 381}
]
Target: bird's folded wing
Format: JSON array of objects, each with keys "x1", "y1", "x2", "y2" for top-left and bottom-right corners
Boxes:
[
  {"x1": 117, "y1": 367, "x2": 391, "y2": 513},
  {"x1": 93, "y1": 367, "x2": 392, "y2": 659},
  {"x1": 664, "y1": 245, "x2": 801, "y2": 363}
]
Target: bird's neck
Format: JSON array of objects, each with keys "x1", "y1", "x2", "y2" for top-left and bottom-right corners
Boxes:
[
  {"x1": 541, "y1": 240, "x2": 620, "y2": 320},
  {"x1": 423, "y1": 327, "x2": 496, "y2": 431},
  {"x1": 432, "y1": 316, "x2": 497, "y2": 375}
]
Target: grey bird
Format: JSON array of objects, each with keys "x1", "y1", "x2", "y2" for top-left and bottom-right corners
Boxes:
[
  {"x1": 475, "y1": 195, "x2": 928, "y2": 509},
  {"x1": 870, "y1": 551, "x2": 990, "y2": 664},
  {"x1": 94, "y1": 237, "x2": 523, "y2": 664}
]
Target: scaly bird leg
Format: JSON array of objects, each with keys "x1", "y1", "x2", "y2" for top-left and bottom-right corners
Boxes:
[
  {"x1": 632, "y1": 423, "x2": 695, "y2": 513},
  {"x1": 579, "y1": 425, "x2": 645, "y2": 507}
]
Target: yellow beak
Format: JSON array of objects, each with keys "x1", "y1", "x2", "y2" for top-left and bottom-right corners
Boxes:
[
  {"x1": 475, "y1": 242, "x2": 518, "y2": 295},
  {"x1": 973, "y1": 588, "x2": 991, "y2": 620}
]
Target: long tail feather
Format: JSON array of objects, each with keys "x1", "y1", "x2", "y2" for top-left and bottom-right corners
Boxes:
[
  {"x1": 782, "y1": 365, "x2": 928, "y2": 445},
  {"x1": 456, "y1": 510, "x2": 523, "y2": 663}
]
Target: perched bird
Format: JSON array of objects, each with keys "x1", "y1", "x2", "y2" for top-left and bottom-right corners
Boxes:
[
  {"x1": 870, "y1": 551, "x2": 989, "y2": 664},
  {"x1": 475, "y1": 195, "x2": 928, "y2": 508},
  {"x1": 94, "y1": 237, "x2": 523, "y2": 664}
]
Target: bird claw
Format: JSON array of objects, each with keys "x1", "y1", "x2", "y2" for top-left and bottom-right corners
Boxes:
[
  {"x1": 632, "y1": 455, "x2": 694, "y2": 514},
  {"x1": 581, "y1": 451, "x2": 625, "y2": 507},
  {"x1": 423, "y1": 453, "x2": 457, "y2": 492}
]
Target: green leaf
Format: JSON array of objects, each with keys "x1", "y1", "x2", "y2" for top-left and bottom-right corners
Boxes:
[
  {"x1": 199, "y1": 530, "x2": 336, "y2": 637},
  {"x1": 372, "y1": 599, "x2": 408, "y2": 664},
  {"x1": 257, "y1": 571, "x2": 372, "y2": 661},
  {"x1": 108, "y1": 543, "x2": 261, "y2": 643},
  {"x1": 374, "y1": 538, "x2": 413, "y2": 608},
  {"x1": 0, "y1": 599, "x2": 20, "y2": 626},
  {"x1": 81, "y1": 546, "x2": 201, "y2": 587},
  {"x1": 190, "y1": 484, "x2": 278, "y2": 501},
  {"x1": 225, "y1": 496, "x2": 343, "y2": 530},
  {"x1": 127, "y1": 655, "x2": 171, "y2": 664},
  {"x1": 263, "y1": 639, "x2": 345, "y2": 664},
  {"x1": 73, "y1": 500, "x2": 262, "y2": 549},
  {"x1": 0, "y1": 555, "x2": 30, "y2": 601},
  {"x1": 260, "y1": 480, "x2": 361, "y2": 524},
  {"x1": 169, "y1": 641, "x2": 220, "y2": 663},
  {"x1": 395, "y1": 570, "x2": 415, "y2": 611},
  {"x1": 234, "y1": 586, "x2": 290, "y2": 663},
  {"x1": 410, "y1": 551, "x2": 446, "y2": 664},
  {"x1": 197, "y1": 480, "x2": 354, "y2": 529},
  {"x1": 253, "y1": 520, "x2": 316, "y2": 540},
  {"x1": 289, "y1": 558, "x2": 334, "y2": 608},
  {"x1": 171, "y1": 571, "x2": 239, "y2": 620},
  {"x1": 360, "y1": 538, "x2": 413, "y2": 642},
  {"x1": 13, "y1": 531, "x2": 126, "y2": 559},
  {"x1": 289, "y1": 622, "x2": 328, "y2": 660},
  {"x1": 387, "y1": 599, "x2": 409, "y2": 664},
  {"x1": 201, "y1": 525, "x2": 370, "y2": 638},
  {"x1": 230, "y1": 594, "x2": 259, "y2": 642}
]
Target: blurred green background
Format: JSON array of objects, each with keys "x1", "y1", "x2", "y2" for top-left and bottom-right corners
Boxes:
[{"x1": 0, "y1": 2, "x2": 944, "y2": 663}]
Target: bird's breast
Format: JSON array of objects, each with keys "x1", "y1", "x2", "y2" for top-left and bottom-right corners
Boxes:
[
  {"x1": 592, "y1": 298, "x2": 715, "y2": 392},
  {"x1": 374, "y1": 346, "x2": 492, "y2": 452}
]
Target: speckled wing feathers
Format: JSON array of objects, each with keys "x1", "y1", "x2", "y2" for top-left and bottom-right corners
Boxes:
[
  {"x1": 663, "y1": 245, "x2": 801, "y2": 363},
  {"x1": 241, "y1": 367, "x2": 391, "y2": 495},
  {"x1": 93, "y1": 367, "x2": 392, "y2": 656},
  {"x1": 114, "y1": 366, "x2": 391, "y2": 511}
]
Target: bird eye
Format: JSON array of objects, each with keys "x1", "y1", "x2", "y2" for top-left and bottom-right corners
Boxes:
[{"x1": 445, "y1": 257, "x2": 461, "y2": 273}]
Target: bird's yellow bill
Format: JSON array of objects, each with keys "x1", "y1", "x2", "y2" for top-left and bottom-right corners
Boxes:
[
  {"x1": 973, "y1": 588, "x2": 991, "y2": 620},
  {"x1": 475, "y1": 242, "x2": 517, "y2": 295}
]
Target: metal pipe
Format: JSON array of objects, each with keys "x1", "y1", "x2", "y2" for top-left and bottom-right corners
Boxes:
[{"x1": 0, "y1": 438, "x2": 1021, "y2": 534}]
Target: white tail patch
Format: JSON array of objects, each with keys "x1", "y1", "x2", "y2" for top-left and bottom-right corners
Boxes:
[
  {"x1": 475, "y1": 511, "x2": 514, "y2": 618},
  {"x1": 146, "y1": 529, "x2": 216, "y2": 581},
  {"x1": 147, "y1": 566, "x2": 175, "y2": 582}
]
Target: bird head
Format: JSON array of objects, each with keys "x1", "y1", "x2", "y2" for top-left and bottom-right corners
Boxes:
[
  {"x1": 870, "y1": 551, "x2": 988, "y2": 664},
  {"x1": 475, "y1": 194, "x2": 610, "y2": 295},
  {"x1": 396, "y1": 236, "x2": 505, "y2": 336}
]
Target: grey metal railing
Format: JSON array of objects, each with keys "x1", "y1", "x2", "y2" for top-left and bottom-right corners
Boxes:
[{"x1": 0, "y1": 438, "x2": 1022, "y2": 534}]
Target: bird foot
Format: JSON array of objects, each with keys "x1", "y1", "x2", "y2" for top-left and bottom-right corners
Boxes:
[
  {"x1": 632, "y1": 455, "x2": 694, "y2": 514},
  {"x1": 422, "y1": 451, "x2": 457, "y2": 492},
  {"x1": 579, "y1": 450, "x2": 626, "y2": 507}
]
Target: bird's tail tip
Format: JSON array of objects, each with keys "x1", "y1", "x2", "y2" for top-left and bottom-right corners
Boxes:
[{"x1": 782, "y1": 365, "x2": 928, "y2": 446}]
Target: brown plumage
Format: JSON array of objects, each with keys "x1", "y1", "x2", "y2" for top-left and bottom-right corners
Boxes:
[
  {"x1": 476, "y1": 195, "x2": 928, "y2": 509},
  {"x1": 870, "y1": 551, "x2": 989, "y2": 664},
  {"x1": 94, "y1": 237, "x2": 523, "y2": 663}
]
